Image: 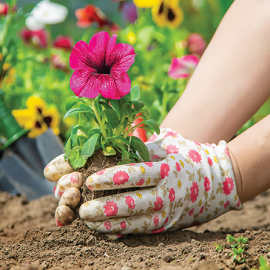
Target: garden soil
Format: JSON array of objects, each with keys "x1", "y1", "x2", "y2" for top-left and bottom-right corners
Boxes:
[{"x1": 1, "y1": 189, "x2": 270, "y2": 270}]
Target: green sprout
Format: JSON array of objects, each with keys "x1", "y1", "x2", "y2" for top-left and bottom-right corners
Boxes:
[
  {"x1": 226, "y1": 234, "x2": 248, "y2": 264},
  {"x1": 214, "y1": 243, "x2": 223, "y2": 252},
  {"x1": 251, "y1": 257, "x2": 270, "y2": 270}
]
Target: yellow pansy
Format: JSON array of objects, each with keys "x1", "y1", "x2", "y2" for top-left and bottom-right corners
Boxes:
[
  {"x1": 127, "y1": 31, "x2": 136, "y2": 45},
  {"x1": 152, "y1": 0, "x2": 183, "y2": 29},
  {"x1": 12, "y1": 96, "x2": 60, "y2": 138},
  {"x1": 133, "y1": 0, "x2": 156, "y2": 8}
]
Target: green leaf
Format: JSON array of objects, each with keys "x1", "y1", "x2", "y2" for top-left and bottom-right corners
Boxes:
[
  {"x1": 103, "y1": 109, "x2": 120, "y2": 129},
  {"x1": 82, "y1": 133, "x2": 100, "y2": 158},
  {"x1": 65, "y1": 96, "x2": 80, "y2": 111},
  {"x1": 64, "y1": 108, "x2": 92, "y2": 119},
  {"x1": 64, "y1": 138, "x2": 72, "y2": 159},
  {"x1": 130, "y1": 85, "x2": 140, "y2": 101},
  {"x1": 110, "y1": 99, "x2": 121, "y2": 119},
  {"x1": 103, "y1": 146, "x2": 116, "y2": 156},
  {"x1": 68, "y1": 146, "x2": 86, "y2": 170},
  {"x1": 117, "y1": 145, "x2": 131, "y2": 164},
  {"x1": 130, "y1": 136, "x2": 149, "y2": 162},
  {"x1": 140, "y1": 119, "x2": 160, "y2": 135},
  {"x1": 132, "y1": 101, "x2": 145, "y2": 111}
]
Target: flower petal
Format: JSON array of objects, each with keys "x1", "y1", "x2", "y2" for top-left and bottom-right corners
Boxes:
[
  {"x1": 88, "y1": 31, "x2": 110, "y2": 68},
  {"x1": 105, "y1": 34, "x2": 117, "y2": 62},
  {"x1": 96, "y1": 74, "x2": 121, "y2": 100},
  {"x1": 70, "y1": 69, "x2": 99, "y2": 99},
  {"x1": 69, "y1": 41, "x2": 91, "y2": 70},
  {"x1": 108, "y1": 43, "x2": 136, "y2": 72}
]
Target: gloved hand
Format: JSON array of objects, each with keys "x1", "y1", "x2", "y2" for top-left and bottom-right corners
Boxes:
[{"x1": 44, "y1": 127, "x2": 242, "y2": 240}]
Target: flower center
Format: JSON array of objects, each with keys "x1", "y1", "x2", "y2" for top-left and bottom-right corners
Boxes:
[
  {"x1": 98, "y1": 64, "x2": 111, "y2": 75},
  {"x1": 44, "y1": 116, "x2": 52, "y2": 127},
  {"x1": 167, "y1": 8, "x2": 176, "y2": 22},
  {"x1": 158, "y1": 2, "x2": 164, "y2": 14}
]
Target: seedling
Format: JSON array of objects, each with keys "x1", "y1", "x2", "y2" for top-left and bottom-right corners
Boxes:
[
  {"x1": 214, "y1": 243, "x2": 223, "y2": 252},
  {"x1": 251, "y1": 256, "x2": 270, "y2": 270},
  {"x1": 226, "y1": 234, "x2": 248, "y2": 264}
]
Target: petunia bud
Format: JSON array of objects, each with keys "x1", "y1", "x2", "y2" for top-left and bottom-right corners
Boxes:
[
  {"x1": 53, "y1": 35, "x2": 73, "y2": 50},
  {"x1": 187, "y1": 33, "x2": 207, "y2": 56},
  {"x1": 0, "y1": 2, "x2": 8, "y2": 16}
]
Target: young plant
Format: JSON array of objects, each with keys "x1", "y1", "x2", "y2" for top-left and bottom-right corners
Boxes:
[
  {"x1": 64, "y1": 85, "x2": 159, "y2": 169},
  {"x1": 251, "y1": 257, "x2": 270, "y2": 270},
  {"x1": 214, "y1": 243, "x2": 223, "y2": 252},
  {"x1": 226, "y1": 234, "x2": 248, "y2": 264},
  {"x1": 64, "y1": 31, "x2": 160, "y2": 170}
]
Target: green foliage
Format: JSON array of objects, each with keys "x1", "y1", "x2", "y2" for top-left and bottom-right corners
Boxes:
[
  {"x1": 226, "y1": 234, "x2": 248, "y2": 264},
  {"x1": 64, "y1": 85, "x2": 160, "y2": 170},
  {"x1": 251, "y1": 257, "x2": 270, "y2": 270},
  {"x1": 214, "y1": 243, "x2": 223, "y2": 252}
]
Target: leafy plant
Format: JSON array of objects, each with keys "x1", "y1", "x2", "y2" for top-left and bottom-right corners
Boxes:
[
  {"x1": 64, "y1": 85, "x2": 160, "y2": 169},
  {"x1": 251, "y1": 257, "x2": 270, "y2": 270},
  {"x1": 214, "y1": 243, "x2": 223, "y2": 252},
  {"x1": 226, "y1": 234, "x2": 248, "y2": 264}
]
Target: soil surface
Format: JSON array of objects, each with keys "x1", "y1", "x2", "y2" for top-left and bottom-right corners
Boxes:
[{"x1": 1, "y1": 189, "x2": 270, "y2": 270}]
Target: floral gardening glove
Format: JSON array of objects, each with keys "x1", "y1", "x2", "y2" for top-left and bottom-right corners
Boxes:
[{"x1": 44, "y1": 128, "x2": 242, "y2": 240}]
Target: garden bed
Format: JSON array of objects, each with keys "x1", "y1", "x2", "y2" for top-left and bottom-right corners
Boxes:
[{"x1": 1, "y1": 190, "x2": 270, "y2": 270}]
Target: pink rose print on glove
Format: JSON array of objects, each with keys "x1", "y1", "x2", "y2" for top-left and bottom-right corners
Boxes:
[
  {"x1": 113, "y1": 171, "x2": 129, "y2": 185},
  {"x1": 164, "y1": 130, "x2": 178, "y2": 138},
  {"x1": 224, "y1": 148, "x2": 230, "y2": 158},
  {"x1": 237, "y1": 199, "x2": 241, "y2": 207},
  {"x1": 188, "y1": 149, "x2": 202, "y2": 164},
  {"x1": 165, "y1": 217, "x2": 169, "y2": 224},
  {"x1": 104, "y1": 221, "x2": 111, "y2": 230},
  {"x1": 103, "y1": 201, "x2": 118, "y2": 216},
  {"x1": 153, "y1": 196, "x2": 164, "y2": 211},
  {"x1": 55, "y1": 216, "x2": 64, "y2": 227},
  {"x1": 224, "y1": 200, "x2": 229, "y2": 209},
  {"x1": 223, "y1": 177, "x2": 234, "y2": 195},
  {"x1": 70, "y1": 174, "x2": 78, "y2": 183},
  {"x1": 175, "y1": 162, "x2": 181, "y2": 172},
  {"x1": 189, "y1": 208, "x2": 194, "y2": 216},
  {"x1": 166, "y1": 144, "x2": 179, "y2": 155},
  {"x1": 194, "y1": 141, "x2": 201, "y2": 146},
  {"x1": 153, "y1": 215, "x2": 159, "y2": 227},
  {"x1": 190, "y1": 182, "x2": 199, "y2": 203},
  {"x1": 200, "y1": 206, "x2": 204, "y2": 214},
  {"x1": 120, "y1": 221, "x2": 126, "y2": 229},
  {"x1": 125, "y1": 196, "x2": 135, "y2": 209},
  {"x1": 152, "y1": 154, "x2": 161, "y2": 160},
  {"x1": 147, "y1": 134, "x2": 158, "y2": 142},
  {"x1": 169, "y1": 188, "x2": 175, "y2": 202},
  {"x1": 208, "y1": 157, "x2": 213, "y2": 166},
  {"x1": 144, "y1": 162, "x2": 153, "y2": 167},
  {"x1": 204, "y1": 177, "x2": 210, "y2": 192},
  {"x1": 160, "y1": 163, "x2": 170, "y2": 179},
  {"x1": 151, "y1": 227, "x2": 165, "y2": 234},
  {"x1": 137, "y1": 178, "x2": 145, "y2": 186},
  {"x1": 96, "y1": 169, "x2": 106, "y2": 175}
]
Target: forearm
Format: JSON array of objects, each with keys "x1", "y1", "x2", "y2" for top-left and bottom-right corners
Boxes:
[
  {"x1": 161, "y1": 0, "x2": 270, "y2": 143},
  {"x1": 228, "y1": 114, "x2": 270, "y2": 203}
]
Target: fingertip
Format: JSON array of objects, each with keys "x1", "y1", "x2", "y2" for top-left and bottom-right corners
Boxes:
[
  {"x1": 59, "y1": 187, "x2": 81, "y2": 209},
  {"x1": 55, "y1": 205, "x2": 75, "y2": 226}
]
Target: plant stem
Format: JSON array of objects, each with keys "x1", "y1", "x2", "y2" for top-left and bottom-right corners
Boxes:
[{"x1": 91, "y1": 98, "x2": 107, "y2": 139}]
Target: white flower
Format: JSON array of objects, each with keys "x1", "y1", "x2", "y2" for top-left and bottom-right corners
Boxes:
[{"x1": 26, "y1": 0, "x2": 68, "y2": 31}]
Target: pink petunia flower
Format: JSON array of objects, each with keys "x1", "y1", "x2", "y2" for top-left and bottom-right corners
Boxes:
[
  {"x1": 104, "y1": 221, "x2": 111, "y2": 230},
  {"x1": 153, "y1": 196, "x2": 163, "y2": 211},
  {"x1": 204, "y1": 177, "x2": 210, "y2": 192},
  {"x1": 153, "y1": 215, "x2": 159, "y2": 227},
  {"x1": 103, "y1": 201, "x2": 118, "y2": 216},
  {"x1": 112, "y1": 171, "x2": 129, "y2": 185},
  {"x1": 120, "y1": 221, "x2": 126, "y2": 229},
  {"x1": 121, "y1": 2, "x2": 137, "y2": 24},
  {"x1": 151, "y1": 227, "x2": 165, "y2": 234},
  {"x1": 186, "y1": 33, "x2": 206, "y2": 56},
  {"x1": 166, "y1": 144, "x2": 179, "y2": 155},
  {"x1": 125, "y1": 196, "x2": 135, "y2": 209},
  {"x1": 20, "y1": 28, "x2": 48, "y2": 48},
  {"x1": 175, "y1": 162, "x2": 180, "y2": 172},
  {"x1": 223, "y1": 177, "x2": 234, "y2": 195},
  {"x1": 208, "y1": 157, "x2": 213, "y2": 166},
  {"x1": 168, "y1": 55, "x2": 200, "y2": 79},
  {"x1": 190, "y1": 182, "x2": 199, "y2": 203},
  {"x1": 188, "y1": 149, "x2": 202, "y2": 164},
  {"x1": 69, "y1": 31, "x2": 136, "y2": 100},
  {"x1": 53, "y1": 35, "x2": 73, "y2": 50},
  {"x1": 160, "y1": 163, "x2": 170, "y2": 179},
  {"x1": 169, "y1": 188, "x2": 175, "y2": 202},
  {"x1": 0, "y1": 2, "x2": 8, "y2": 16}
]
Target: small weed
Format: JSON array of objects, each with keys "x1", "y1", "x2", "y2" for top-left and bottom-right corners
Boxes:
[
  {"x1": 251, "y1": 256, "x2": 270, "y2": 270},
  {"x1": 214, "y1": 243, "x2": 223, "y2": 252},
  {"x1": 226, "y1": 234, "x2": 248, "y2": 264}
]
